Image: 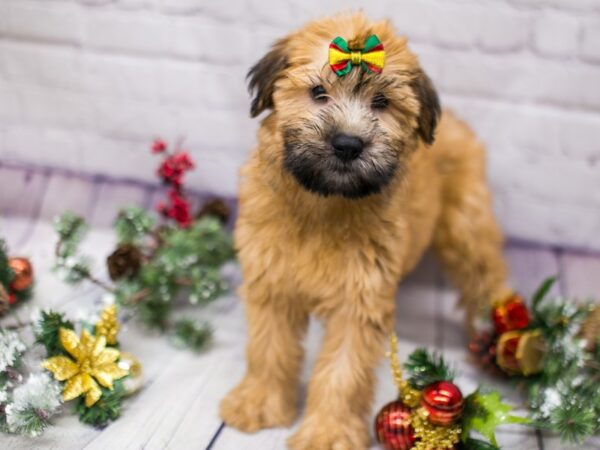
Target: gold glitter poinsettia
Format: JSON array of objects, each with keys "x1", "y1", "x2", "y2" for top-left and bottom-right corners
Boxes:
[
  {"x1": 95, "y1": 304, "x2": 119, "y2": 345},
  {"x1": 42, "y1": 328, "x2": 129, "y2": 407}
]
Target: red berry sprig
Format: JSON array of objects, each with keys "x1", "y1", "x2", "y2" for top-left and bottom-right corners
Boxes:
[{"x1": 152, "y1": 139, "x2": 195, "y2": 228}]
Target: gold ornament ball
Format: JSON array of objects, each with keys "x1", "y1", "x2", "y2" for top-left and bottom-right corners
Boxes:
[
  {"x1": 119, "y1": 352, "x2": 144, "y2": 395},
  {"x1": 8, "y1": 257, "x2": 34, "y2": 292}
]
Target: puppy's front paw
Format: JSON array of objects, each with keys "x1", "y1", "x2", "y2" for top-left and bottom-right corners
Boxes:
[
  {"x1": 220, "y1": 376, "x2": 298, "y2": 433},
  {"x1": 287, "y1": 413, "x2": 369, "y2": 450}
]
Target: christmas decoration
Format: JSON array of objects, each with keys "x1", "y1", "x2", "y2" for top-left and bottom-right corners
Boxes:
[
  {"x1": 375, "y1": 335, "x2": 527, "y2": 450},
  {"x1": 8, "y1": 258, "x2": 34, "y2": 292},
  {"x1": 106, "y1": 244, "x2": 142, "y2": 281},
  {"x1": 491, "y1": 294, "x2": 530, "y2": 334},
  {"x1": 42, "y1": 328, "x2": 128, "y2": 407},
  {"x1": 1, "y1": 304, "x2": 139, "y2": 436},
  {"x1": 197, "y1": 198, "x2": 231, "y2": 225},
  {"x1": 374, "y1": 400, "x2": 415, "y2": 450},
  {"x1": 329, "y1": 35, "x2": 385, "y2": 76},
  {"x1": 421, "y1": 380, "x2": 464, "y2": 426},
  {"x1": 471, "y1": 277, "x2": 600, "y2": 444},
  {"x1": 118, "y1": 352, "x2": 143, "y2": 395},
  {"x1": 95, "y1": 304, "x2": 119, "y2": 345},
  {"x1": 53, "y1": 140, "x2": 235, "y2": 352},
  {"x1": 0, "y1": 240, "x2": 33, "y2": 317}
]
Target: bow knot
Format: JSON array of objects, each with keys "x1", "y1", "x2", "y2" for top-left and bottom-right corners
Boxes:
[{"x1": 329, "y1": 35, "x2": 385, "y2": 77}]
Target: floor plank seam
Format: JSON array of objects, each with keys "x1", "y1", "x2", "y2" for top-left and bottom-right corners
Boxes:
[{"x1": 205, "y1": 422, "x2": 226, "y2": 450}]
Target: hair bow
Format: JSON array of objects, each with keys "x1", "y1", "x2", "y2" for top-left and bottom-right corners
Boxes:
[{"x1": 328, "y1": 35, "x2": 385, "y2": 77}]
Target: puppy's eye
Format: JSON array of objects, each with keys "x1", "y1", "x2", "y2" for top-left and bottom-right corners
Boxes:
[
  {"x1": 310, "y1": 85, "x2": 328, "y2": 103},
  {"x1": 371, "y1": 93, "x2": 389, "y2": 110}
]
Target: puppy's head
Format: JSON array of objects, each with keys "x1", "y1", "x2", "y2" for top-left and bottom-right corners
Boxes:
[{"x1": 248, "y1": 12, "x2": 440, "y2": 199}]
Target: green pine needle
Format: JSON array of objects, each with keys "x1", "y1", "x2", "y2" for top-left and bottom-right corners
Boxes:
[
  {"x1": 549, "y1": 401, "x2": 598, "y2": 444},
  {"x1": 54, "y1": 212, "x2": 88, "y2": 259},
  {"x1": 35, "y1": 310, "x2": 74, "y2": 357},
  {"x1": 405, "y1": 348, "x2": 454, "y2": 389},
  {"x1": 7, "y1": 407, "x2": 52, "y2": 437},
  {"x1": 171, "y1": 319, "x2": 213, "y2": 352},
  {"x1": 75, "y1": 380, "x2": 125, "y2": 428},
  {"x1": 114, "y1": 207, "x2": 155, "y2": 245},
  {"x1": 0, "y1": 239, "x2": 15, "y2": 287}
]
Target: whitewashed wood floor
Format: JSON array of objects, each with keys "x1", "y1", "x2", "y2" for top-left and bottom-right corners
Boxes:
[{"x1": 0, "y1": 164, "x2": 599, "y2": 450}]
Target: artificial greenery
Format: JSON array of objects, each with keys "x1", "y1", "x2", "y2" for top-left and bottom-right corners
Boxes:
[
  {"x1": 496, "y1": 277, "x2": 600, "y2": 444},
  {"x1": 74, "y1": 380, "x2": 126, "y2": 428},
  {"x1": 462, "y1": 390, "x2": 529, "y2": 447},
  {"x1": 34, "y1": 310, "x2": 74, "y2": 356},
  {"x1": 405, "y1": 347, "x2": 455, "y2": 389},
  {"x1": 171, "y1": 319, "x2": 213, "y2": 352},
  {"x1": 53, "y1": 208, "x2": 234, "y2": 352},
  {"x1": 0, "y1": 239, "x2": 32, "y2": 307}
]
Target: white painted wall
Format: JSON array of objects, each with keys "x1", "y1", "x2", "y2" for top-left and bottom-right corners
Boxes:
[{"x1": 0, "y1": 0, "x2": 599, "y2": 249}]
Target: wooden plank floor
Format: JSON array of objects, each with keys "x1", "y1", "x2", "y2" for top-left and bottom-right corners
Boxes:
[{"x1": 0, "y1": 165, "x2": 599, "y2": 450}]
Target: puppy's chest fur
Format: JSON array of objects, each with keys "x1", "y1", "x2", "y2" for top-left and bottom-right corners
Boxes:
[{"x1": 235, "y1": 130, "x2": 445, "y2": 315}]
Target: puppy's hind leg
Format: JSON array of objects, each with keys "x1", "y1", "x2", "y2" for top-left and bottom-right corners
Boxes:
[
  {"x1": 432, "y1": 120, "x2": 512, "y2": 334},
  {"x1": 220, "y1": 288, "x2": 308, "y2": 432}
]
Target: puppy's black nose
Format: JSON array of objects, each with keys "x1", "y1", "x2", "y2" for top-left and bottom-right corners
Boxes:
[{"x1": 332, "y1": 133, "x2": 364, "y2": 161}]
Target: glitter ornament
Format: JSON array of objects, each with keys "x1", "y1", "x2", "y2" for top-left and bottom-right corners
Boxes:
[
  {"x1": 492, "y1": 294, "x2": 530, "y2": 334},
  {"x1": 421, "y1": 381, "x2": 464, "y2": 426},
  {"x1": 8, "y1": 257, "x2": 33, "y2": 292},
  {"x1": 374, "y1": 400, "x2": 416, "y2": 450}
]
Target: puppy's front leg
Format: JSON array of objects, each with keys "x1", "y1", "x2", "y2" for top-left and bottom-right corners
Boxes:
[
  {"x1": 220, "y1": 293, "x2": 308, "y2": 432},
  {"x1": 288, "y1": 307, "x2": 393, "y2": 450}
]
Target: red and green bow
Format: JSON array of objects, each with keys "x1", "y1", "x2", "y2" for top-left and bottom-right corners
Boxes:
[{"x1": 328, "y1": 35, "x2": 385, "y2": 77}]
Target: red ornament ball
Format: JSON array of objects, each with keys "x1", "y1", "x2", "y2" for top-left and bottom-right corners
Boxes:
[
  {"x1": 421, "y1": 381, "x2": 464, "y2": 426},
  {"x1": 374, "y1": 400, "x2": 416, "y2": 450},
  {"x1": 492, "y1": 294, "x2": 530, "y2": 334},
  {"x1": 8, "y1": 257, "x2": 34, "y2": 292}
]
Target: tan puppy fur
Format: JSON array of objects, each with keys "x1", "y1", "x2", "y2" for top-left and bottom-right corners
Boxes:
[{"x1": 220, "y1": 12, "x2": 511, "y2": 450}]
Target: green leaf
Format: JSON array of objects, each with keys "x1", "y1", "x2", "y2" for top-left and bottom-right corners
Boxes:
[
  {"x1": 405, "y1": 348, "x2": 454, "y2": 389},
  {"x1": 532, "y1": 276, "x2": 557, "y2": 312},
  {"x1": 462, "y1": 390, "x2": 530, "y2": 446}
]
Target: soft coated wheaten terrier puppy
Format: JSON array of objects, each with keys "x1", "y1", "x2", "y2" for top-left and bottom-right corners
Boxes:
[{"x1": 220, "y1": 12, "x2": 511, "y2": 450}]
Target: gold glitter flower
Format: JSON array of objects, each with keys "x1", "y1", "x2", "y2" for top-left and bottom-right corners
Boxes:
[
  {"x1": 95, "y1": 304, "x2": 119, "y2": 345},
  {"x1": 42, "y1": 328, "x2": 128, "y2": 407}
]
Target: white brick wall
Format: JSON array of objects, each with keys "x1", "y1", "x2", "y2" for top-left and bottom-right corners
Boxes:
[{"x1": 0, "y1": 0, "x2": 599, "y2": 250}]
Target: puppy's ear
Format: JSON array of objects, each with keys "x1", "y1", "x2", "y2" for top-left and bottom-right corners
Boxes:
[
  {"x1": 410, "y1": 69, "x2": 441, "y2": 145},
  {"x1": 247, "y1": 38, "x2": 290, "y2": 118}
]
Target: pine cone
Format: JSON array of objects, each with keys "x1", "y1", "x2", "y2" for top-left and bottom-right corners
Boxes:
[
  {"x1": 581, "y1": 305, "x2": 600, "y2": 351},
  {"x1": 107, "y1": 244, "x2": 142, "y2": 281},
  {"x1": 0, "y1": 284, "x2": 10, "y2": 317},
  {"x1": 196, "y1": 198, "x2": 231, "y2": 225}
]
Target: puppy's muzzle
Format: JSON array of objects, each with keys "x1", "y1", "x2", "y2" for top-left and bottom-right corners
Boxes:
[{"x1": 332, "y1": 133, "x2": 364, "y2": 162}]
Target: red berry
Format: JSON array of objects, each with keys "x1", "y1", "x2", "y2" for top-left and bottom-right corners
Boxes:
[{"x1": 152, "y1": 139, "x2": 167, "y2": 153}]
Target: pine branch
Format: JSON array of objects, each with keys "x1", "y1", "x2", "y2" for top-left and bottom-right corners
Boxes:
[
  {"x1": 114, "y1": 207, "x2": 155, "y2": 245},
  {"x1": 7, "y1": 407, "x2": 52, "y2": 437},
  {"x1": 75, "y1": 380, "x2": 125, "y2": 428},
  {"x1": 171, "y1": 319, "x2": 212, "y2": 352},
  {"x1": 405, "y1": 348, "x2": 454, "y2": 389},
  {"x1": 34, "y1": 310, "x2": 74, "y2": 357},
  {"x1": 549, "y1": 400, "x2": 598, "y2": 444}
]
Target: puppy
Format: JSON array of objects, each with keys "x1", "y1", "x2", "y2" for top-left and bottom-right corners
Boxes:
[{"x1": 220, "y1": 12, "x2": 511, "y2": 450}]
